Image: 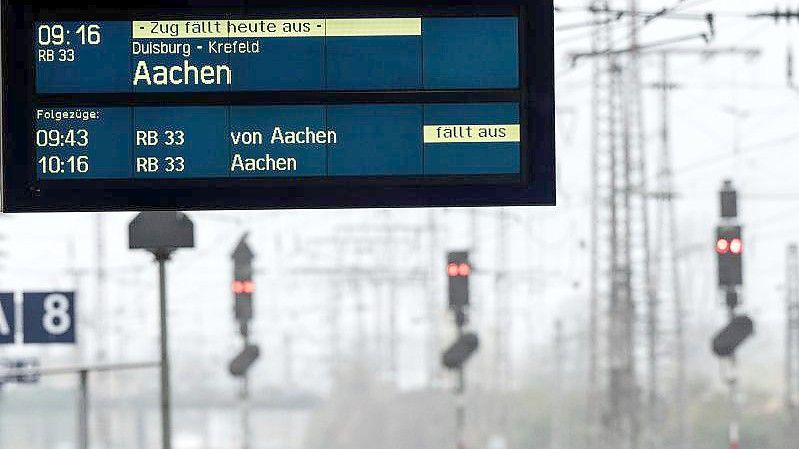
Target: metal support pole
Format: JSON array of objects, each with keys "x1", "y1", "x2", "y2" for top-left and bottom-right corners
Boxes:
[
  {"x1": 78, "y1": 369, "x2": 89, "y2": 449},
  {"x1": 241, "y1": 375, "x2": 250, "y2": 449},
  {"x1": 727, "y1": 357, "x2": 740, "y2": 449},
  {"x1": 129, "y1": 212, "x2": 194, "y2": 449},
  {"x1": 725, "y1": 300, "x2": 741, "y2": 449},
  {"x1": 241, "y1": 333, "x2": 251, "y2": 449},
  {"x1": 455, "y1": 325, "x2": 465, "y2": 449},
  {"x1": 157, "y1": 255, "x2": 172, "y2": 449}
]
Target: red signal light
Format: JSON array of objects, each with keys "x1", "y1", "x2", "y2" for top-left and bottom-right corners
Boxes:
[
  {"x1": 448, "y1": 262, "x2": 471, "y2": 277},
  {"x1": 730, "y1": 238, "x2": 743, "y2": 255},
  {"x1": 447, "y1": 263, "x2": 460, "y2": 277},
  {"x1": 716, "y1": 238, "x2": 730, "y2": 255},
  {"x1": 232, "y1": 280, "x2": 255, "y2": 294}
]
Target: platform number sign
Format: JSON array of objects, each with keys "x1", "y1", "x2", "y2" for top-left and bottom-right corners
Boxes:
[
  {"x1": 22, "y1": 292, "x2": 75, "y2": 344},
  {"x1": 0, "y1": 293, "x2": 14, "y2": 344}
]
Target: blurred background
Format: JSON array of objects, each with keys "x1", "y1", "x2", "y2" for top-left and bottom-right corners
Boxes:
[{"x1": 3, "y1": 0, "x2": 799, "y2": 448}]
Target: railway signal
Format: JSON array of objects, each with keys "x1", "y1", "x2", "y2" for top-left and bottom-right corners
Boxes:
[
  {"x1": 716, "y1": 225, "x2": 743, "y2": 288},
  {"x1": 232, "y1": 234, "x2": 255, "y2": 335},
  {"x1": 711, "y1": 180, "x2": 753, "y2": 449},
  {"x1": 447, "y1": 251, "x2": 471, "y2": 312},
  {"x1": 230, "y1": 233, "x2": 258, "y2": 449},
  {"x1": 443, "y1": 249, "x2": 478, "y2": 449}
]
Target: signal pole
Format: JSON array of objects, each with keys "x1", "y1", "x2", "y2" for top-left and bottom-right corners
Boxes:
[
  {"x1": 231, "y1": 234, "x2": 258, "y2": 449},
  {"x1": 721, "y1": 182, "x2": 741, "y2": 449},
  {"x1": 443, "y1": 251, "x2": 478, "y2": 449},
  {"x1": 712, "y1": 180, "x2": 753, "y2": 449}
]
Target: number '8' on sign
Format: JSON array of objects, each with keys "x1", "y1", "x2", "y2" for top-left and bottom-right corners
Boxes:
[{"x1": 23, "y1": 292, "x2": 75, "y2": 343}]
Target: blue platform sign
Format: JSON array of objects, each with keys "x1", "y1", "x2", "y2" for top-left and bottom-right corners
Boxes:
[
  {"x1": 0, "y1": 293, "x2": 14, "y2": 344},
  {"x1": 22, "y1": 292, "x2": 75, "y2": 344}
]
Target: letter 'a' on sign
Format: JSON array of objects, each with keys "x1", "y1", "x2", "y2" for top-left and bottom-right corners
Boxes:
[
  {"x1": 0, "y1": 293, "x2": 15, "y2": 344},
  {"x1": 1, "y1": 0, "x2": 554, "y2": 212},
  {"x1": 22, "y1": 292, "x2": 76, "y2": 344}
]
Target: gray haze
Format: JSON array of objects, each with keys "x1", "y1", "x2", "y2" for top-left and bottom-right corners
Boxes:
[{"x1": 2, "y1": 1, "x2": 799, "y2": 448}]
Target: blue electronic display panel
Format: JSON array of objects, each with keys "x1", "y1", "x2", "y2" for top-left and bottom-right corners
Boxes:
[
  {"x1": 35, "y1": 103, "x2": 521, "y2": 179},
  {"x1": 2, "y1": 0, "x2": 554, "y2": 212},
  {"x1": 34, "y1": 18, "x2": 519, "y2": 93}
]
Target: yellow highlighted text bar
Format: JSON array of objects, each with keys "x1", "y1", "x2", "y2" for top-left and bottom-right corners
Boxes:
[
  {"x1": 424, "y1": 125, "x2": 521, "y2": 144},
  {"x1": 228, "y1": 20, "x2": 325, "y2": 37},
  {"x1": 132, "y1": 18, "x2": 421, "y2": 39},
  {"x1": 133, "y1": 20, "x2": 228, "y2": 39},
  {"x1": 325, "y1": 18, "x2": 421, "y2": 37}
]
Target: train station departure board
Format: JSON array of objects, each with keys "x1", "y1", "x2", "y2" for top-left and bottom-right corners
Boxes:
[{"x1": 2, "y1": 0, "x2": 554, "y2": 212}]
